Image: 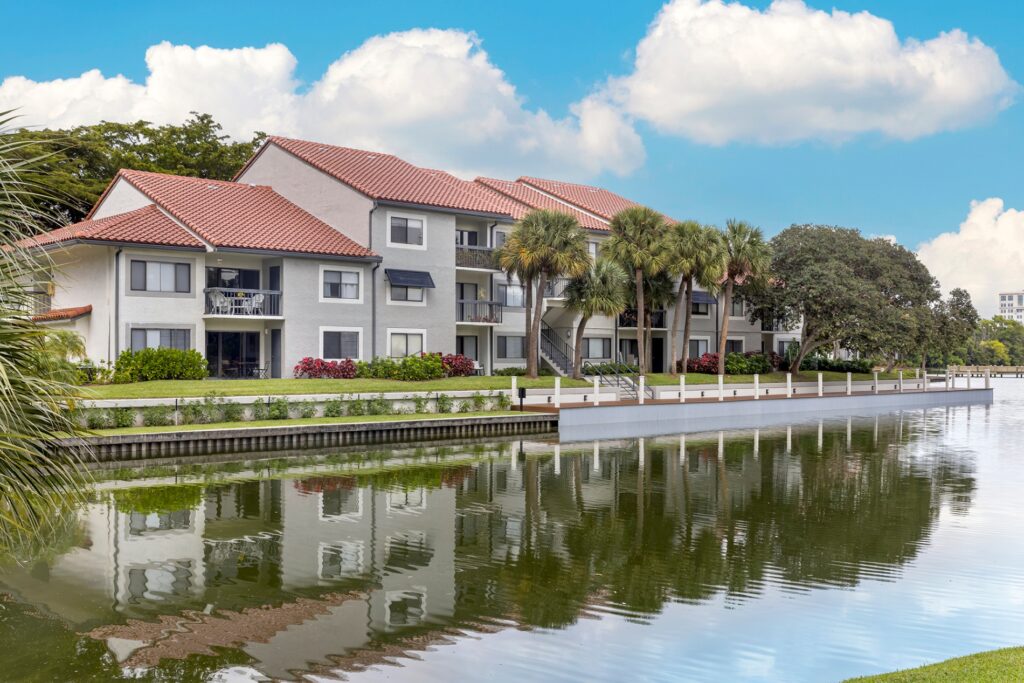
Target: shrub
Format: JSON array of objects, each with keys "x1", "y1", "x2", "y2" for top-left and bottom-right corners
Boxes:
[
  {"x1": 112, "y1": 408, "x2": 136, "y2": 429},
  {"x1": 686, "y1": 353, "x2": 720, "y2": 374},
  {"x1": 367, "y1": 394, "x2": 391, "y2": 415},
  {"x1": 113, "y1": 348, "x2": 207, "y2": 383},
  {"x1": 495, "y1": 391, "x2": 512, "y2": 410},
  {"x1": 494, "y1": 367, "x2": 527, "y2": 376},
  {"x1": 85, "y1": 409, "x2": 113, "y2": 430},
  {"x1": 221, "y1": 401, "x2": 245, "y2": 423},
  {"x1": 586, "y1": 361, "x2": 639, "y2": 375},
  {"x1": 181, "y1": 397, "x2": 220, "y2": 425},
  {"x1": 293, "y1": 357, "x2": 357, "y2": 379},
  {"x1": 269, "y1": 397, "x2": 290, "y2": 420},
  {"x1": 413, "y1": 396, "x2": 429, "y2": 414},
  {"x1": 435, "y1": 393, "x2": 453, "y2": 413},
  {"x1": 470, "y1": 392, "x2": 486, "y2": 411},
  {"x1": 347, "y1": 398, "x2": 367, "y2": 416},
  {"x1": 458, "y1": 400, "x2": 472, "y2": 413},
  {"x1": 356, "y1": 357, "x2": 400, "y2": 379},
  {"x1": 142, "y1": 405, "x2": 175, "y2": 427},
  {"x1": 396, "y1": 354, "x2": 444, "y2": 381},
  {"x1": 442, "y1": 354, "x2": 476, "y2": 377},
  {"x1": 324, "y1": 397, "x2": 344, "y2": 417},
  {"x1": 296, "y1": 401, "x2": 317, "y2": 418},
  {"x1": 250, "y1": 399, "x2": 269, "y2": 421}
]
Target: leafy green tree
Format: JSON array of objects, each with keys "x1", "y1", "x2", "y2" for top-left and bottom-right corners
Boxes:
[
  {"x1": 971, "y1": 316, "x2": 1024, "y2": 365},
  {"x1": 9, "y1": 112, "x2": 264, "y2": 224},
  {"x1": 664, "y1": 221, "x2": 726, "y2": 374},
  {"x1": 565, "y1": 259, "x2": 629, "y2": 379},
  {"x1": 976, "y1": 339, "x2": 1011, "y2": 365},
  {"x1": 603, "y1": 207, "x2": 669, "y2": 373},
  {"x1": 716, "y1": 220, "x2": 771, "y2": 374}
]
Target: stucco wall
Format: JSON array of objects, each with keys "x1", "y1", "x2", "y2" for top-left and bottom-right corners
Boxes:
[
  {"x1": 90, "y1": 179, "x2": 152, "y2": 220},
  {"x1": 49, "y1": 244, "x2": 115, "y2": 362}
]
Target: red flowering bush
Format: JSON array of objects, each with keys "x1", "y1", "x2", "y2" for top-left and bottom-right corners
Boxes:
[
  {"x1": 293, "y1": 357, "x2": 357, "y2": 379},
  {"x1": 442, "y1": 353, "x2": 476, "y2": 377},
  {"x1": 684, "y1": 352, "x2": 721, "y2": 374}
]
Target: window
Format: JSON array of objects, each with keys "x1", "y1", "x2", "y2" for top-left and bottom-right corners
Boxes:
[
  {"x1": 689, "y1": 338, "x2": 709, "y2": 358},
  {"x1": 389, "y1": 215, "x2": 424, "y2": 246},
  {"x1": 130, "y1": 328, "x2": 190, "y2": 352},
  {"x1": 131, "y1": 261, "x2": 190, "y2": 293},
  {"x1": 391, "y1": 285, "x2": 424, "y2": 302},
  {"x1": 206, "y1": 267, "x2": 258, "y2": 290},
  {"x1": 691, "y1": 301, "x2": 710, "y2": 316},
  {"x1": 456, "y1": 335, "x2": 478, "y2": 360},
  {"x1": 588, "y1": 241, "x2": 599, "y2": 258},
  {"x1": 778, "y1": 340, "x2": 796, "y2": 356},
  {"x1": 494, "y1": 231, "x2": 507, "y2": 248},
  {"x1": 455, "y1": 230, "x2": 479, "y2": 246},
  {"x1": 725, "y1": 339, "x2": 744, "y2": 354},
  {"x1": 498, "y1": 335, "x2": 525, "y2": 359},
  {"x1": 730, "y1": 298, "x2": 745, "y2": 317},
  {"x1": 498, "y1": 284, "x2": 525, "y2": 308},
  {"x1": 323, "y1": 269, "x2": 360, "y2": 300},
  {"x1": 583, "y1": 337, "x2": 612, "y2": 359},
  {"x1": 390, "y1": 331, "x2": 424, "y2": 358},
  {"x1": 322, "y1": 329, "x2": 360, "y2": 360}
]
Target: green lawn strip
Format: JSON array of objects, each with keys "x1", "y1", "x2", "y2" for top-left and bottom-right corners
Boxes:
[
  {"x1": 84, "y1": 376, "x2": 589, "y2": 400},
  {"x1": 845, "y1": 647, "x2": 1024, "y2": 682},
  {"x1": 644, "y1": 371, "x2": 903, "y2": 386},
  {"x1": 92, "y1": 411, "x2": 521, "y2": 436}
]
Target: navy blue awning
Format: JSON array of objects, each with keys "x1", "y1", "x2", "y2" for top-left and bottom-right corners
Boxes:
[
  {"x1": 385, "y1": 269, "x2": 436, "y2": 288},
  {"x1": 692, "y1": 290, "x2": 717, "y2": 305}
]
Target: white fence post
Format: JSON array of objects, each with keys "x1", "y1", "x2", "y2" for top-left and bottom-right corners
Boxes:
[
  {"x1": 638, "y1": 375, "x2": 645, "y2": 405},
  {"x1": 966, "y1": 371, "x2": 972, "y2": 390},
  {"x1": 754, "y1": 374, "x2": 760, "y2": 400},
  {"x1": 718, "y1": 375, "x2": 724, "y2": 402},
  {"x1": 915, "y1": 368, "x2": 920, "y2": 379},
  {"x1": 679, "y1": 375, "x2": 686, "y2": 404},
  {"x1": 923, "y1": 370, "x2": 929, "y2": 391},
  {"x1": 945, "y1": 367, "x2": 951, "y2": 391},
  {"x1": 846, "y1": 371, "x2": 852, "y2": 396},
  {"x1": 593, "y1": 377, "x2": 600, "y2": 406},
  {"x1": 985, "y1": 368, "x2": 991, "y2": 390},
  {"x1": 817, "y1": 372, "x2": 823, "y2": 397},
  {"x1": 898, "y1": 371, "x2": 904, "y2": 393},
  {"x1": 511, "y1": 375, "x2": 517, "y2": 400},
  {"x1": 786, "y1": 373, "x2": 793, "y2": 398},
  {"x1": 554, "y1": 377, "x2": 561, "y2": 408}
]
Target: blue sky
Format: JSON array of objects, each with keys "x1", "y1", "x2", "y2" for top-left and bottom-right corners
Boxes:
[{"x1": 2, "y1": 0, "x2": 1022, "y2": 310}]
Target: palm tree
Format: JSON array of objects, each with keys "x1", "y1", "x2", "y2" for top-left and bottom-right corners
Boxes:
[
  {"x1": 0, "y1": 112, "x2": 87, "y2": 548},
  {"x1": 603, "y1": 207, "x2": 668, "y2": 374},
  {"x1": 498, "y1": 210, "x2": 589, "y2": 377},
  {"x1": 716, "y1": 219, "x2": 772, "y2": 375},
  {"x1": 664, "y1": 222, "x2": 726, "y2": 375},
  {"x1": 565, "y1": 259, "x2": 629, "y2": 379}
]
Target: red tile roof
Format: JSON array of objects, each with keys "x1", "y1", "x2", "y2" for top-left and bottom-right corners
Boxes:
[
  {"x1": 263, "y1": 137, "x2": 512, "y2": 216},
  {"x1": 22, "y1": 204, "x2": 205, "y2": 250},
  {"x1": 32, "y1": 305, "x2": 92, "y2": 323},
  {"x1": 118, "y1": 170, "x2": 376, "y2": 259},
  {"x1": 474, "y1": 177, "x2": 611, "y2": 231},
  {"x1": 517, "y1": 176, "x2": 641, "y2": 221}
]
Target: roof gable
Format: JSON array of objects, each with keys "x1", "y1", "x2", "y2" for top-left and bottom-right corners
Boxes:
[
  {"x1": 474, "y1": 178, "x2": 611, "y2": 231},
  {"x1": 518, "y1": 176, "x2": 640, "y2": 222},
  {"x1": 23, "y1": 204, "x2": 205, "y2": 250}
]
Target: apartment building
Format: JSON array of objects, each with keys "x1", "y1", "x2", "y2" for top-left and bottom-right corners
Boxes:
[
  {"x1": 998, "y1": 291, "x2": 1024, "y2": 322},
  {"x1": 26, "y1": 136, "x2": 799, "y2": 377}
]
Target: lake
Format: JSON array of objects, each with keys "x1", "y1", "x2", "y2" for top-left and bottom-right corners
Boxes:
[{"x1": 1, "y1": 381, "x2": 1021, "y2": 682}]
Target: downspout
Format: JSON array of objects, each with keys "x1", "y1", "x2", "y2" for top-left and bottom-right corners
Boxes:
[
  {"x1": 113, "y1": 247, "x2": 122, "y2": 359},
  {"x1": 369, "y1": 203, "x2": 378, "y2": 358}
]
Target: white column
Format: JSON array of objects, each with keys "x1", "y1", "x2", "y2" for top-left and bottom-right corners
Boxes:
[
  {"x1": 679, "y1": 433, "x2": 686, "y2": 465},
  {"x1": 638, "y1": 375, "x2": 645, "y2": 405},
  {"x1": 679, "y1": 375, "x2": 686, "y2": 403},
  {"x1": 753, "y1": 428, "x2": 760, "y2": 458},
  {"x1": 899, "y1": 370, "x2": 904, "y2": 393},
  {"x1": 511, "y1": 375, "x2": 518, "y2": 402},
  {"x1": 639, "y1": 437, "x2": 646, "y2": 469},
  {"x1": 717, "y1": 431, "x2": 724, "y2": 460},
  {"x1": 923, "y1": 370, "x2": 929, "y2": 392},
  {"x1": 754, "y1": 374, "x2": 760, "y2": 400},
  {"x1": 718, "y1": 375, "x2": 724, "y2": 402},
  {"x1": 846, "y1": 372, "x2": 852, "y2": 396},
  {"x1": 915, "y1": 368, "x2": 920, "y2": 379},
  {"x1": 786, "y1": 373, "x2": 793, "y2": 398},
  {"x1": 945, "y1": 367, "x2": 951, "y2": 391},
  {"x1": 846, "y1": 417, "x2": 852, "y2": 452},
  {"x1": 593, "y1": 377, "x2": 600, "y2": 406},
  {"x1": 554, "y1": 376, "x2": 561, "y2": 408},
  {"x1": 593, "y1": 441, "x2": 600, "y2": 472},
  {"x1": 967, "y1": 371, "x2": 972, "y2": 389},
  {"x1": 786, "y1": 425, "x2": 792, "y2": 453},
  {"x1": 873, "y1": 372, "x2": 879, "y2": 394},
  {"x1": 817, "y1": 419, "x2": 823, "y2": 452},
  {"x1": 985, "y1": 368, "x2": 991, "y2": 389},
  {"x1": 817, "y1": 372, "x2": 823, "y2": 397},
  {"x1": 554, "y1": 444, "x2": 561, "y2": 475}
]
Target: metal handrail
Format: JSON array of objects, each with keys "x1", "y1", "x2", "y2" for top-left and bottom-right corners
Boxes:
[
  {"x1": 540, "y1": 322, "x2": 573, "y2": 375},
  {"x1": 455, "y1": 299, "x2": 503, "y2": 323},
  {"x1": 204, "y1": 287, "x2": 282, "y2": 316}
]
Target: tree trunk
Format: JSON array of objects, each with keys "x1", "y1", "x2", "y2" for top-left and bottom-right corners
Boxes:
[
  {"x1": 645, "y1": 310, "x2": 653, "y2": 373},
  {"x1": 524, "y1": 276, "x2": 535, "y2": 377},
  {"x1": 790, "y1": 334, "x2": 823, "y2": 375},
  {"x1": 529, "y1": 272, "x2": 548, "y2": 378},
  {"x1": 635, "y1": 268, "x2": 646, "y2": 374},
  {"x1": 572, "y1": 315, "x2": 589, "y2": 380},
  {"x1": 681, "y1": 277, "x2": 694, "y2": 374},
  {"x1": 717, "y1": 280, "x2": 733, "y2": 375},
  {"x1": 669, "y1": 275, "x2": 686, "y2": 376}
]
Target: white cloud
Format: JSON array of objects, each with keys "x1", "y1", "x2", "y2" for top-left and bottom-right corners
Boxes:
[
  {"x1": 917, "y1": 198, "x2": 1024, "y2": 317},
  {"x1": 0, "y1": 32, "x2": 643, "y2": 180},
  {"x1": 605, "y1": 0, "x2": 1018, "y2": 145}
]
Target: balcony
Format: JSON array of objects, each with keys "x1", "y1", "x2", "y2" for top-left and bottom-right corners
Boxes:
[
  {"x1": 618, "y1": 309, "x2": 667, "y2": 329},
  {"x1": 455, "y1": 245, "x2": 498, "y2": 270},
  {"x1": 204, "y1": 288, "x2": 282, "y2": 318},
  {"x1": 456, "y1": 299, "x2": 502, "y2": 324},
  {"x1": 542, "y1": 278, "x2": 571, "y2": 299}
]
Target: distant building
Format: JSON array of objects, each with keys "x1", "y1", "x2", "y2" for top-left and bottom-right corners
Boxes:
[{"x1": 998, "y1": 291, "x2": 1024, "y2": 322}]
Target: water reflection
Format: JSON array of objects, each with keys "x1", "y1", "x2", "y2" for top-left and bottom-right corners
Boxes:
[{"x1": 0, "y1": 410, "x2": 986, "y2": 681}]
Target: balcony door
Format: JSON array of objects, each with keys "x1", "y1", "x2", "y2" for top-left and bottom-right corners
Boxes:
[
  {"x1": 207, "y1": 267, "x2": 260, "y2": 290},
  {"x1": 207, "y1": 331, "x2": 260, "y2": 378}
]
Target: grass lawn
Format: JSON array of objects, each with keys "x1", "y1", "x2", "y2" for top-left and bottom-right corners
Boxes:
[
  {"x1": 93, "y1": 411, "x2": 521, "y2": 436},
  {"x1": 845, "y1": 647, "x2": 1024, "y2": 682},
  {"x1": 644, "y1": 371, "x2": 904, "y2": 386},
  {"x1": 85, "y1": 376, "x2": 589, "y2": 400}
]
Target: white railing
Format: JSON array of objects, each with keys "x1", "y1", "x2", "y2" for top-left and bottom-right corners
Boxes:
[{"x1": 205, "y1": 288, "x2": 282, "y2": 317}]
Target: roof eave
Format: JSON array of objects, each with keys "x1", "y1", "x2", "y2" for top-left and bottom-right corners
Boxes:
[
  {"x1": 213, "y1": 246, "x2": 382, "y2": 263},
  {"x1": 376, "y1": 199, "x2": 513, "y2": 222}
]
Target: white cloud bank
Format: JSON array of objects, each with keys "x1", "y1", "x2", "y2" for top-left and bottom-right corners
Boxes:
[
  {"x1": 605, "y1": 0, "x2": 1018, "y2": 144},
  {"x1": 0, "y1": 31, "x2": 643, "y2": 180},
  {"x1": 918, "y1": 199, "x2": 1024, "y2": 317}
]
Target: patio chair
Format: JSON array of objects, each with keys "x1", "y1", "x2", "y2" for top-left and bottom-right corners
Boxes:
[
  {"x1": 210, "y1": 291, "x2": 232, "y2": 315},
  {"x1": 250, "y1": 293, "x2": 265, "y2": 316}
]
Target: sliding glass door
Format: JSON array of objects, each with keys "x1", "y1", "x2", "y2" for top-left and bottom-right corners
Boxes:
[{"x1": 206, "y1": 331, "x2": 260, "y2": 378}]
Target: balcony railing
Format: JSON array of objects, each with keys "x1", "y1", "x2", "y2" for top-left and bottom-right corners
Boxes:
[
  {"x1": 456, "y1": 299, "x2": 503, "y2": 324},
  {"x1": 455, "y1": 245, "x2": 498, "y2": 270},
  {"x1": 618, "y1": 309, "x2": 667, "y2": 329},
  {"x1": 205, "y1": 288, "x2": 282, "y2": 317},
  {"x1": 543, "y1": 277, "x2": 571, "y2": 298}
]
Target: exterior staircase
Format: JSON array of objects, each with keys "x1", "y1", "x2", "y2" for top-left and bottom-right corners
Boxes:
[{"x1": 539, "y1": 323, "x2": 573, "y2": 377}]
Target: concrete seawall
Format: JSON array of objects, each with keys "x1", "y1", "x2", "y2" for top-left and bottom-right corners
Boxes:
[{"x1": 558, "y1": 388, "x2": 994, "y2": 442}]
